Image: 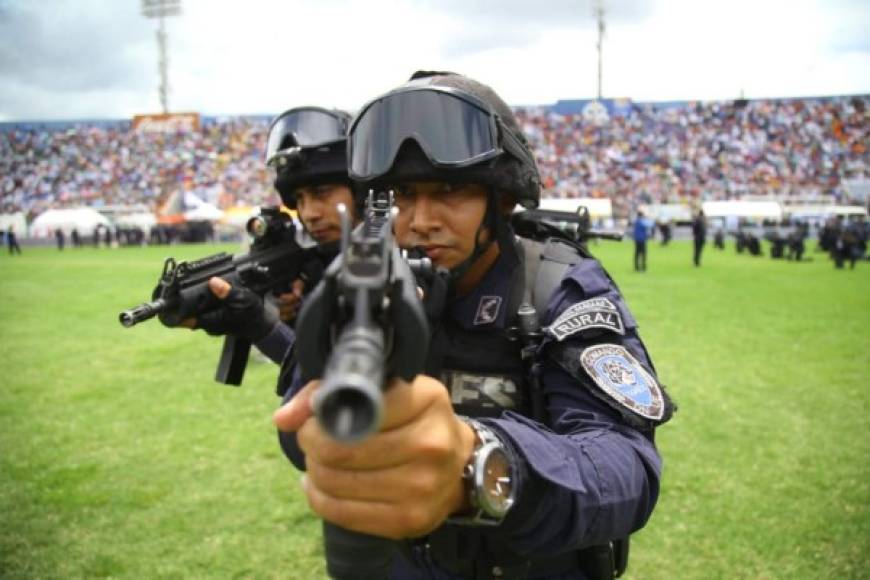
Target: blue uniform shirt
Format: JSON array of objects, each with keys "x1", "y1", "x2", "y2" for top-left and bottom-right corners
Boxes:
[{"x1": 632, "y1": 218, "x2": 651, "y2": 243}]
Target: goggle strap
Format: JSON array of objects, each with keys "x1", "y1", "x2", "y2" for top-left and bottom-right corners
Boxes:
[{"x1": 496, "y1": 118, "x2": 537, "y2": 169}]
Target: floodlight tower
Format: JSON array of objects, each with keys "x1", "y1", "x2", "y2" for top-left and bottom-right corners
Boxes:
[
  {"x1": 595, "y1": 0, "x2": 605, "y2": 100},
  {"x1": 141, "y1": 0, "x2": 181, "y2": 114}
]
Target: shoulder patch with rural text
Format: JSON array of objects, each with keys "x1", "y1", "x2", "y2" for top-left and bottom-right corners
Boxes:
[
  {"x1": 580, "y1": 344, "x2": 664, "y2": 421},
  {"x1": 545, "y1": 297, "x2": 625, "y2": 341}
]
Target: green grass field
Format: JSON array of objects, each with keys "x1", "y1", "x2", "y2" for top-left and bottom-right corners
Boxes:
[{"x1": 1, "y1": 241, "x2": 868, "y2": 579}]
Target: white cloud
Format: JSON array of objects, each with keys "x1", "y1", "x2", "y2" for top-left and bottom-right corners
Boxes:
[{"x1": 0, "y1": 0, "x2": 867, "y2": 121}]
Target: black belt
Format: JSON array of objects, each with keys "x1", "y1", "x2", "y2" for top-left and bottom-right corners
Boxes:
[
  {"x1": 404, "y1": 537, "x2": 581, "y2": 580},
  {"x1": 446, "y1": 552, "x2": 580, "y2": 579}
]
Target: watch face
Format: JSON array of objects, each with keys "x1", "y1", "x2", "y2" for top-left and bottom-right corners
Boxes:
[{"x1": 478, "y1": 445, "x2": 515, "y2": 516}]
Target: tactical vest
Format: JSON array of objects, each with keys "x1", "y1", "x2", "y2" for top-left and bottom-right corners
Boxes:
[
  {"x1": 407, "y1": 236, "x2": 628, "y2": 580},
  {"x1": 425, "y1": 234, "x2": 600, "y2": 417},
  {"x1": 426, "y1": 316, "x2": 529, "y2": 419}
]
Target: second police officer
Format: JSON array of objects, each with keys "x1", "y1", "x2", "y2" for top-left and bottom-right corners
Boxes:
[
  {"x1": 264, "y1": 106, "x2": 361, "y2": 323},
  {"x1": 186, "y1": 106, "x2": 361, "y2": 363},
  {"x1": 274, "y1": 72, "x2": 674, "y2": 579}
]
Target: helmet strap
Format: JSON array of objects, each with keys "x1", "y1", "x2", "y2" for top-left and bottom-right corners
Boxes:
[{"x1": 445, "y1": 190, "x2": 508, "y2": 295}]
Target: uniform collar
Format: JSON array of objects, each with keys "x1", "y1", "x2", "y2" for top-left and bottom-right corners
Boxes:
[{"x1": 448, "y1": 240, "x2": 520, "y2": 330}]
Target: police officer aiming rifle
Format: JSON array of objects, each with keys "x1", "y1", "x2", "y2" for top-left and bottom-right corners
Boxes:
[
  {"x1": 122, "y1": 106, "x2": 362, "y2": 376},
  {"x1": 274, "y1": 72, "x2": 674, "y2": 580}
]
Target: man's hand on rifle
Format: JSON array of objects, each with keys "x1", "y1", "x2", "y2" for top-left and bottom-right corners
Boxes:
[
  {"x1": 273, "y1": 375, "x2": 477, "y2": 540},
  {"x1": 275, "y1": 279, "x2": 305, "y2": 323},
  {"x1": 181, "y1": 277, "x2": 279, "y2": 342}
]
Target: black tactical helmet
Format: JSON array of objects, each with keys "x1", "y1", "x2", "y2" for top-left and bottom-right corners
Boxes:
[
  {"x1": 266, "y1": 107, "x2": 352, "y2": 209},
  {"x1": 347, "y1": 71, "x2": 541, "y2": 209}
]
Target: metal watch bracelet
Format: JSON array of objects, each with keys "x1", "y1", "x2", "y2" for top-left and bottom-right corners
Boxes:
[{"x1": 447, "y1": 417, "x2": 516, "y2": 527}]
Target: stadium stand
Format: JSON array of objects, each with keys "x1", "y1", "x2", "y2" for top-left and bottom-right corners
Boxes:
[
  {"x1": 0, "y1": 117, "x2": 277, "y2": 223},
  {"x1": 517, "y1": 95, "x2": 868, "y2": 218},
  {"x1": 1, "y1": 96, "x2": 867, "y2": 225}
]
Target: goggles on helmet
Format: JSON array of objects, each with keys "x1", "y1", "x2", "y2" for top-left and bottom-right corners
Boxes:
[
  {"x1": 348, "y1": 86, "x2": 534, "y2": 182},
  {"x1": 265, "y1": 107, "x2": 349, "y2": 167}
]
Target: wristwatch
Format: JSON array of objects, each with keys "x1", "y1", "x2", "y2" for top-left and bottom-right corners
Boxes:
[{"x1": 448, "y1": 417, "x2": 517, "y2": 526}]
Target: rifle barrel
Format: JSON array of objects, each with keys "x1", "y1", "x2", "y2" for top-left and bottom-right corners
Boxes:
[{"x1": 118, "y1": 298, "x2": 168, "y2": 328}]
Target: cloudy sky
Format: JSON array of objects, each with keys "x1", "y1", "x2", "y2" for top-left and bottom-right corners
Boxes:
[{"x1": 0, "y1": 0, "x2": 867, "y2": 121}]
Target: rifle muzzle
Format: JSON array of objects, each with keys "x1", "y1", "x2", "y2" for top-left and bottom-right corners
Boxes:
[
  {"x1": 118, "y1": 299, "x2": 168, "y2": 328},
  {"x1": 313, "y1": 325, "x2": 385, "y2": 443}
]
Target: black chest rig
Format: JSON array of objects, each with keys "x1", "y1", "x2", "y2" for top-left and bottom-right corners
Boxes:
[
  {"x1": 426, "y1": 318, "x2": 529, "y2": 419},
  {"x1": 423, "y1": 235, "x2": 586, "y2": 422}
]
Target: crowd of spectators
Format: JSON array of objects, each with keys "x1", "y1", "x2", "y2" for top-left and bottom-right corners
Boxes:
[
  {"x1": 1, "y1": 118, "x2": 277, "y2": 222},
  {"x1": 518, "y1": 96, "x2": 868, "y2": 217},
  {"x1": 1, "y1": 96, "x2": 867, "y2": 222}
]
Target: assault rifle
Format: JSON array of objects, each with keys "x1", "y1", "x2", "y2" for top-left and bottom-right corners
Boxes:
[
  {"x1": 294, "y1": 190, "x2": 430, "y2": 580},
  {"x1": 118, "y1": 207, "x2": 329, "y2": 386},
  {"x1": 512, "y1": 205, "x2": 623, "y2": 245},
  {"x1": 295, "y1": 191, "x2": 430, "y2": 443}
]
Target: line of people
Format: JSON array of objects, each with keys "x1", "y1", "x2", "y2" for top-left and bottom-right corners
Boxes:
[
  {"x1": 818, "y1": 215, "x2": 868, "y2": 269},
  {"x1": 50, "y1": 225, "x2": 152, "y2": 249}
]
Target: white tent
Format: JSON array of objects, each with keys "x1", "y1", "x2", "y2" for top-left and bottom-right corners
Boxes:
[
  {"x1": 0, "y1": 212, "x2": 27, "y2": 237},
  {"x1": 114, "y1": 213, "x2": 157, "y2": 230},
  {"x1": 821, "y1": 205, "x2": 867, "y2": 217},
  {"x1": 782, "y1": 204, "x2": 867, "y2": 221},
  {"x1": 183, "y1": 203, "x2": 224, "y2": 221},
  {"x1": 702, "y1": 200, "x2": 783, "y2": 220},
  {"x1": 219, "y1": 206, "x2": 259, "y2": 227},
  {"x1": 640, "y1": 203, "x2": 694, "y2": 223},
  {"x1": 29, "y1": 208, "x2": 111, "y2": 238}
]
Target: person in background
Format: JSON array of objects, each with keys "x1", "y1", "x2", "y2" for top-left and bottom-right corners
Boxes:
[
  {"x1": 843, "y1": 214, "x2": 866, "y2": 269},
  {"x1": 659, "y1": 218, "x2": 672, "y2": 246},
  {"x1": 692, "y1": 209, "x2": 707, "y2": 267},
  {"x1": 7, "y1": 225, "x2": 22, "y2": 255},
  {"x1": 786, "y1": 222, "x2": 808, "y2": 261},
  {"x1": 831, "y1": 215, "x2": 848, "y2": 269},
  {"x1": 632, "y1": 210, "x2": 652, "y2": 271},
  {"x1": 713, "y1": 225, "x2": 725, "y2": 250}
]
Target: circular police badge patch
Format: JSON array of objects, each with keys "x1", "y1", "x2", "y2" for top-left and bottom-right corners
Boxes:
[{"x1": 579, "y1": 344, "x2": 664, "y2": 421}]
